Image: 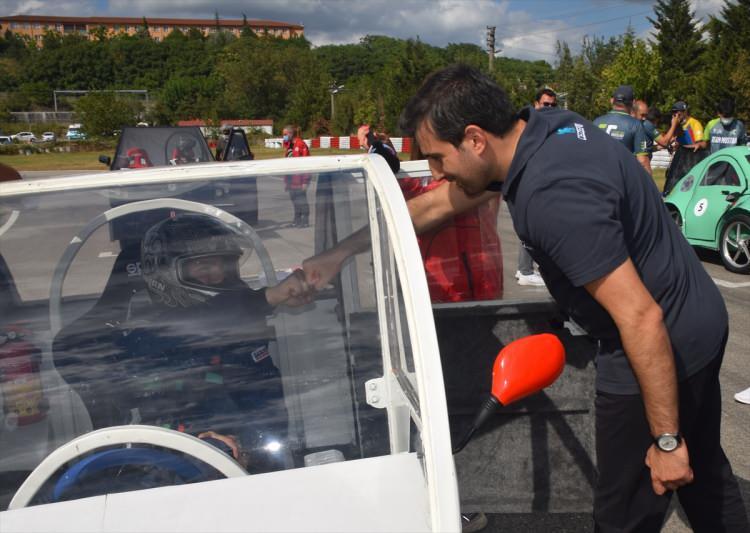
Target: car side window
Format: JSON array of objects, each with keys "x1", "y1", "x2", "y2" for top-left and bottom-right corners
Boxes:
[{"x1": 700, "y1": 161, "x2": 740, "y2": 187}]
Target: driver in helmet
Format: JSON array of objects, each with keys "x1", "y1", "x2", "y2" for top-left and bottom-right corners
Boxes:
[
  {"x1": 57, "y1": 213, "x2": 313, "y2": 473},
  {"x1": 171, "y1": 136, "x2": 198, "y2": 165},
  {"x1": 128, "y1": 213, "x2": 311, "y2": 469}
]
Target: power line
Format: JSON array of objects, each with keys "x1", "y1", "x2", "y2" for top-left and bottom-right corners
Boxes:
[
  {"x1": 535, "y1": 1, "x2": 633, "y2": 22},
  {"x1": 499, "y1": 44, "x2": 558, "y2": 58},
  {"x1": 508, "y1": 10, "x2": 653, "y2": 39}
]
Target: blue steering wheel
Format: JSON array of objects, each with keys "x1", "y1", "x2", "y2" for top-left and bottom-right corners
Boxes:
[{"x1": 52, "y1": 447, "x2": 218, "y2": 502}]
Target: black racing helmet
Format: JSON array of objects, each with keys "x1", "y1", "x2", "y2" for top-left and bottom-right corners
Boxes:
[
  {"x1": 177, "y1": 135, "x2": 196, "y2": 150},
  {"x1": 141, "y1": 213, "x2": 244, "y2": 308}
]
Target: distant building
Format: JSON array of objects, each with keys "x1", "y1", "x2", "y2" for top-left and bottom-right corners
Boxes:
[{"x1": 0, "y1": 15, "x2": 303, "y2": 44}]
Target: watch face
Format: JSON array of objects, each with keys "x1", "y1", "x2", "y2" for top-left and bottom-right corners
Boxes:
[{"x1": 658, "y1": 435, "x2": 679, "y2": 452}]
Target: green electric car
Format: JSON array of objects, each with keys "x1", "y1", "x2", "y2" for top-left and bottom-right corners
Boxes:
[{"x1": 664, "y1": 146, "x2": 750, "y2": 274}]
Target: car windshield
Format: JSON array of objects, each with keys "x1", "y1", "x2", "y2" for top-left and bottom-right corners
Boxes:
[
  {"x1": 0, "y1": 162, "x2": 417, "y2": 509},
  {"x1": 110, "y1": 127, "x2": 213, "y2": 169}
]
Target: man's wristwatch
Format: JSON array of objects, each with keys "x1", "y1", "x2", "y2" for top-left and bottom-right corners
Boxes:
[{"x1": 654, "y1": 433, "x2": 682, "y2": 452}]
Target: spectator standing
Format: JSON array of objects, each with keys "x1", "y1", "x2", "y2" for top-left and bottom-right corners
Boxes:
[
  {"x1": 282, "y1": 125, "x2": 311, "y2": 228},
  {"x1": 702, "y1": 99, "x2": 747, "y2": 154},
  {"x1": 663, "y1": 101, "x2": 706, "y2": 196},
  {"x1": 357, "y1": 124, "x2": 401, "y2": 174},
  {"x1": 535, "y1": 87, "x2": 558, "y2": 109},
  {"x1": 513, "y1": 89, "x2": 557, "y2": 287},
  {"x1": 631, "y1": 101, "x2": 679, "y2": 159},
  {"x1": 215, "y1": 126, "x2": 231, "y2": 160},
  {"x1": 399, "y1": 141, "x2": 503, "y2": 303},
  {"x1": 593, "y1": 85, "x2": 651, "y2": 174}
]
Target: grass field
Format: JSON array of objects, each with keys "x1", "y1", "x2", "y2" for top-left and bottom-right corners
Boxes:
[{"x1": 0, "y1": 146, "x2": 411, "y2": 171}]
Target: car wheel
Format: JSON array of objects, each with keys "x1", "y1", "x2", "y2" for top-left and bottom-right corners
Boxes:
[
  {"x1": 667, "y1": 206, "x2": 683, "y2": 230},
  {"x1": 720, "y1": 214, "x2": 750, "y2": 274}
]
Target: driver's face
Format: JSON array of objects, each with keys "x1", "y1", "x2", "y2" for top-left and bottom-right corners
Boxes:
[{"x1": 183, "y1": 256, "x2": 230, "y2": 286}]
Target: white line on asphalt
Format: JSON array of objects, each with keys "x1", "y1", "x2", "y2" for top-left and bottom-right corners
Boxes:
[
  {"x1": 713, "y1": 278, "x2": 750, "y2": 288},
  {"x1": 98, "y1": 251, "x2": 117, "y2": 258},
  {"x1": 0, "y1": 210, "x2": 19, "y2": 237}
]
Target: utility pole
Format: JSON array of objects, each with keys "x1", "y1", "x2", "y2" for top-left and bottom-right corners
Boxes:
[
  {"x1": 486, "y1": 26, "x2": 496, "y2": 71},
  {"x1": 329, "y1": 81, "x2": 344, "y2": 123}
]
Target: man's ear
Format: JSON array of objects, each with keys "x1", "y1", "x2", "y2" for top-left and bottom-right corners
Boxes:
[{"x1": 463, "y1": 125, "x2": 487, "y2": 154}]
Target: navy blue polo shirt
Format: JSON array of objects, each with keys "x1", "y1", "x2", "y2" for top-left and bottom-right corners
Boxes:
[
  {"x1": 593, "y1": 110, "x2": 649, "y2": 157},
  {"x1": 502, "y1": 107, "x2": 727, "y2": 394}
]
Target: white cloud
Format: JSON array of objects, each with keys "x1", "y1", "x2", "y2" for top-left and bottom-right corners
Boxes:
[
  {"x1": 2, "y1": 0, "x2": 725, "y2": 63},
  {"x1": 3, "y1": 0, "x2": 97, "y2": 16}
]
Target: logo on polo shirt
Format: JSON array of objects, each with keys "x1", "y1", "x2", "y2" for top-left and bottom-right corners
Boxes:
[
  {"x1": 556, "y1": 124, "x2": 587, "y2": 141},
  {"x1": 575, "y1": 123, "x2": 587, "y2": 141}
]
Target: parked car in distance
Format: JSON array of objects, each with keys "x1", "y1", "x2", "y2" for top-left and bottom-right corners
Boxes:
[
  {"x1": 66, "y1": 124, "x2": 86, "y2": 141},
  {"x1": 12, "y1": 132, "x2": 37, "y2": 143},
  {"x1": 664, "y1": 146, "x2": 750, "y2": 274},
  {"x1": 41, "y1": 132, "x2": 56, "y2": 142},
  {"x1": 0, "y1": 136, "x2": 12, "y2": 145}
]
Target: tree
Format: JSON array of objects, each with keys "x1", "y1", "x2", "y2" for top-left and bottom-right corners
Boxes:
[
  {"x1": 648, "y1": 0, "x2": 705, "y2": 112},
  {"x1": 599, "y1": 34, "x2": 661, "y2": 109},
  {"x1": 74, "y1": 91, "x2": 143, "y2": 136}
]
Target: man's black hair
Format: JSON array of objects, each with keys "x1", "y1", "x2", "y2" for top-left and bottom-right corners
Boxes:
[
  {"x1": 535, "y1": 87, "x2": 557, "y2": 103},
  {"x1": 399, "y1": 64, "x2": 517, "y2": 146},
  {"x1": 646, "y1": 107, "x2": 661, "y2": 124},
  {"x1": 717, "y1": 98, "x2": 735, "y2": 117}
]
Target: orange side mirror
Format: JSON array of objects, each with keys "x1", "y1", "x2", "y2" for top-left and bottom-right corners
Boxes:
[{"x1": 491, "y1": 333, "x2": 565, "y2": 405}]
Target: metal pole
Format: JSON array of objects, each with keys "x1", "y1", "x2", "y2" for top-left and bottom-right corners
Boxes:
[
  {"x1": 486, "y1": 26, "x2": 496, "y2": 72},
  {"x1": 54, "y1": 91, "x2": 58, "y2": 113},
  {"x1": 331, "y1": 92, "x2": 335, "y2": 122}
]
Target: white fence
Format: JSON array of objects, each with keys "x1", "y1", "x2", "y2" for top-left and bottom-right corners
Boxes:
[{"x1": 652, "y1": 149, "x2": 673, "y2": 169}]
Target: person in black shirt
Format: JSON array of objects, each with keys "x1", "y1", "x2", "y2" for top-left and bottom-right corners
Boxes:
[
  {"x1": 357, "y1": 124, "x2": 401, "y2": 175},
  {"x1": 303, "y1": 65, "x2": 748, "y2": 532}
]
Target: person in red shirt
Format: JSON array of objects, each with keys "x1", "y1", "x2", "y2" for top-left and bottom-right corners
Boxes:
[{"x1": 282, "y1": 125, "x2": 311, "y2": 227}]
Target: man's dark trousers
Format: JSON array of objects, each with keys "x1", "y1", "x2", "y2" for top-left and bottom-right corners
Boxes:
[{"x1": 594, "y1": 341, "x2": 748, "y2": 532}]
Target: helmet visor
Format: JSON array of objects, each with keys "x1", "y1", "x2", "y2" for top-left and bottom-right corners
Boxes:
[{"x1": 177, "y1": 253, "x2": 243, "y2": 291}]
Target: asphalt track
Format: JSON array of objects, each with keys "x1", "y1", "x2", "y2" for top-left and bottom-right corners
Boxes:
[{"x1": 13, "y1": 170, "x2": 750, "y2": 531}]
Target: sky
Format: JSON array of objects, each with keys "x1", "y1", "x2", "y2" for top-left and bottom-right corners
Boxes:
[{"x1": 2, "y1": 0, "x2": 727, "y2": 63}]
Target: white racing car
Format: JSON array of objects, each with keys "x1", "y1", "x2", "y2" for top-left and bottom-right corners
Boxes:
[{"x1": 0, "y1": 155, "x2": 569, "y2": 532}]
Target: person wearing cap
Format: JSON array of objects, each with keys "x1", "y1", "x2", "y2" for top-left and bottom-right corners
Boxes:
[
  {"x1": 593, "y1": 85, "x2": 651, "y2": 174},
  {"x1": 303, "y1": 65, "x2": 749, "y2": 532},
  {"x1": 663, "y1": 101, "x2": 706, "y2": 195},
  {"x1": 701, "y1": 98, "x2": 747, "y2": 154}
]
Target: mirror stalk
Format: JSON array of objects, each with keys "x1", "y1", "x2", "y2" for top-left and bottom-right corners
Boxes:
[{"x1": 452, "y1": 396, "x2": 499, "y2": 454}]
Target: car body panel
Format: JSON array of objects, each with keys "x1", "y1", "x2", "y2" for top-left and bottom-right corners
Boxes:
[
  {"x1": 665, "y1": 147, "x2": 750, "y2": 249},
  {"x1": 0, "y1": 155, "x2": 460, "y2": 531}
]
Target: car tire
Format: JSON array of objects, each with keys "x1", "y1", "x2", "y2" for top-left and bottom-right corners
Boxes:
[
  {"x1": 667, "y1": 205, "x2": 683, "y2": 230},
  {"x1": 719, "y1": 214, "x2": 750, "y2": 274}
]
